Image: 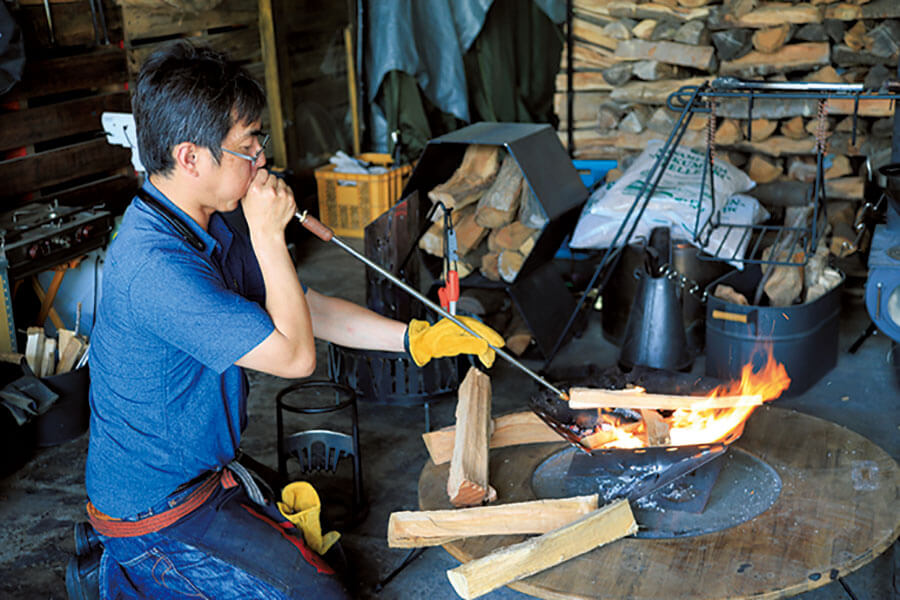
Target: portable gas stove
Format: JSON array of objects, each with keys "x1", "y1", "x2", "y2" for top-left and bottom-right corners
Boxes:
[{"x1": 0, "y1": 201, "x2": 113, "y2": 280}]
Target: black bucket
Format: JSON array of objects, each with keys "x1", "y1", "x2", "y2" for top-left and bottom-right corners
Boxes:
[
  {"x1": 327, "y1": 344, "x2": 462, "y2": 407},
  {"x1": 705, "y1": 265, "x2": 843, "y2": 397},
  {"x1": 36, "y1": 366, "x2": 89, "y2": 447}
]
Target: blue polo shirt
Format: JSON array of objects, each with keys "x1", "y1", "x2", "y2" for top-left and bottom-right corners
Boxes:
[{"x1": 86, "y1": 181, "x2": 275, "y2": 518}]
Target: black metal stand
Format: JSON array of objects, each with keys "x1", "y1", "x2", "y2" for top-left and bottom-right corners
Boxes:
[{"x1": 373, "y1": 547, "x2": 426, "y2": 593}]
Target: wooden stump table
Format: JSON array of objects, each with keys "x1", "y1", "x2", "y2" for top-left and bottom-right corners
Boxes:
[{"x1": 418, "y1": 406, "x2": 900, "y2": 599}]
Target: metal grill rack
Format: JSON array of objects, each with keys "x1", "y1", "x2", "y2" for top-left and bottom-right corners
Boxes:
[{"x1": 544, "y1": 76, "x2": 900, "y2": 367}]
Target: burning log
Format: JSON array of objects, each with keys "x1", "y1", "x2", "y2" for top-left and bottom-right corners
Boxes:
[
  {"x1": 639, "y1": 409, "x2": 671, "y2": 446},
  {"x1": 387, "y1": 495, "x2": 599, "y2": 548},
  {"x1": 445, "y1": 499, "x2": 637, "y2": 600},
  {"x1": 568, "y1": 387, "x2": 763, "y2": 410},
  {"x1": 447, "y1": 367, "x2": 495, "y2": 507},
  {"x1": 423, "y1": 411, "x2": 560, "y2": 465}
]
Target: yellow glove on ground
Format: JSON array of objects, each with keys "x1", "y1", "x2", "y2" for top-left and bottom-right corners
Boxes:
[
  {"x1": 407, "y1": 316, "x2": 505, "y2": 368},
  {"x1": 277, "y1": 481, "x2": 340, "y2": 555}
]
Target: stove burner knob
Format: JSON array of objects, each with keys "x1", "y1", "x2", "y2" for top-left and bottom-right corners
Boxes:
[
  {"x1": 27, "y1": 244, "x2": 39, "y2": 259},
  {"x1": 76, "y1": 225, "x2": 93, "y2": 242}
]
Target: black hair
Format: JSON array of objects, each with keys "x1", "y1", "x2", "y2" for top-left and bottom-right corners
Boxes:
[{"x1": 132, "y1": 40, "x2": 266, "y2": 176}]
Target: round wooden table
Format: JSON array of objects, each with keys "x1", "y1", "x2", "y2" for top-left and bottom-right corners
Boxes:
[{"x1": 418, "y1": 406, "x2": 900, "y2": 599}]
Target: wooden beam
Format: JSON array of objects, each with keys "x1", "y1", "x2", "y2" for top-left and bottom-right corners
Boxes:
[
  {"x1": 121, "y1": 0, "x2": 256, "y2": 40},
  {"x1": 568, "y1": 387, "x2": 763, "y2": 410},
  {"x1": 447, "y1": 367, "x2": 493, "y2": 507},
  {"x1": 0, "y1": 139, "x2": 132, "y2": 201},
  {"x1": 0, "y1": 92, "x2": 131, "y2": 153},
  {"x1": 4, "y1": 47, "x2": 127, "y2": 102},
  {"x1": 423, "y1": 411, "x2": 560, "y2": 466},
  {"x1": 388, "y1": 495, "x2": 599, "y2": 548},
  {"x1": 446, "y1": 499, "x2": 638, "y2": 600}
]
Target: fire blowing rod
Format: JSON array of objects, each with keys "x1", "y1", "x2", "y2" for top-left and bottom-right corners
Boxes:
[{"x1": 295, "y1": 210, "x2": 569, "y2": 400}]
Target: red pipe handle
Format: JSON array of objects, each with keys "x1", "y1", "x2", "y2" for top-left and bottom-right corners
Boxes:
[{"x1": 296, "y1": 211, "x2": 334, "y2": 242}]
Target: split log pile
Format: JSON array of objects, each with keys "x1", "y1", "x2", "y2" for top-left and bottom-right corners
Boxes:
[
  {"x1": 420, "y1": 144, "x2": 549, "y2": 354},
  {"x1": 557, "y1": 0, "x2": 900, "y2": 257},
  {"x1": 388, "y1": 368, "x2": 639, "y2": 599}
]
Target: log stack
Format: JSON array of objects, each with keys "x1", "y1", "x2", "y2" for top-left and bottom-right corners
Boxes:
[{"x1": 557, "y1": 0, "x2": 900, "y2": 215}]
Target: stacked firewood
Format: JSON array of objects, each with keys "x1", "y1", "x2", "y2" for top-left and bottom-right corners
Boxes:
[
  {"x1": 557, "y1": 0, "x2": 900, "y2": 210},
  {"x1": 418, "y1": 144, "x2": 547, "y2": 285}
]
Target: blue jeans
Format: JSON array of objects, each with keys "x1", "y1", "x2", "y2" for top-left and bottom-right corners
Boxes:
[{"x1": 97, "y1": 480, "x2": 351, "y2": 599}]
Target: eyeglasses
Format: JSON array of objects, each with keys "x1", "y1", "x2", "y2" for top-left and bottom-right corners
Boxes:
[{"x1": 221, "y1": 133, "x2": 270, "y2": 163}]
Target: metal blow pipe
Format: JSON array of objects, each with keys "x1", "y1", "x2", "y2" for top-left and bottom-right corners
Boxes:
[{"x1": 295, "y1": 210, "x2": 569, "y2": 400}]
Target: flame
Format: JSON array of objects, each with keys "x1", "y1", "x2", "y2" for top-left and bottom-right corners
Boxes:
[{"x1": 585, "y1": 347, "x2": 791, "y2": 449}]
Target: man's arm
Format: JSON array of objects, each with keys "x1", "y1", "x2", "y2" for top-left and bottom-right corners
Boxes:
[
  {"x1": 305, "y1": 288, "x2": 407, "y2": 352},
  {"x1": 235, "y1": 171, "x2": 317, "y2": 378}
]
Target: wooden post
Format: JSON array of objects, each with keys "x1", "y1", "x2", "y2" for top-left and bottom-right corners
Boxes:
[{"x1": 258, "y1": 0, "x2": 294, "y2": 169}]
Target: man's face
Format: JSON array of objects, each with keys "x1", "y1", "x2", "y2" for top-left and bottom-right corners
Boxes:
[{"x1": 207, "y1": 118, "x2": 266, "y2": 212}]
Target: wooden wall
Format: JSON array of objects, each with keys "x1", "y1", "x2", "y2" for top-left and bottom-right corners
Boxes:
[{"x1": 0, "y1": 0, "x2": 136, "y2": 213}]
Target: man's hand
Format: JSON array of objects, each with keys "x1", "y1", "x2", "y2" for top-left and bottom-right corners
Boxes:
[
  {"x1": 243, "y1": 169, "x2": 296, "y2": 242},
  {"x1": 407, "y1": 316, "x2": 505, "y2": 368}
]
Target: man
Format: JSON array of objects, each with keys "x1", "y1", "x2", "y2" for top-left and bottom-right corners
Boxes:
[{"x1": 83, "y1": 41, "x2": 502, "y2": 599}]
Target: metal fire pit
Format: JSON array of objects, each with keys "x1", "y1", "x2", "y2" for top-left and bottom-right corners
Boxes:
[{"x1": 529, "y1": 367, "x2": 782, "y2": 538}]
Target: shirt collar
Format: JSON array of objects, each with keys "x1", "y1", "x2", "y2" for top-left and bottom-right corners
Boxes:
[{"x1": 139, "y1": 180, "x2": 218, "y2": 258}]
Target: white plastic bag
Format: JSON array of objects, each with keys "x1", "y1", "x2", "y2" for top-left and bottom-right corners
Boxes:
[{"x1": 570, "y1": 141, "x2": 768, "y2": 267}]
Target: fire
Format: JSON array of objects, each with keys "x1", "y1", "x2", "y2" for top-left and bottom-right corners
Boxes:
[{"x1": 586, "y1": 348, "x2": 791, "y2": 449}]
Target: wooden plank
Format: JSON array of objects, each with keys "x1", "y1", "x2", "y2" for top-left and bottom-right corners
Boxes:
[
  {"x1": 3, "y1": 47, "x2": 127, "y2": 102},
  {"x1": 447, "y1": 367, "x2": 493, "y2": 508},
  {"x1": 446, "y1": 499, "x2": 637, "y2": 600},
  {"x1": 15, "y1": 1, "x2": 122, "y2": 48},
  {"x1": 423, "y1": 411, "x2": 561, "y2": 466},
  {"x1": 719, "y1": 42, "x2": 831, "y2": 78},
  {"x1": 568, "y1": 387, "x2": 763, "y2": 410},
  {"x1": 388, "y1": 495, "x2": 599, "y2": 548},
  {"x1": 0, "y1": 92, "x2": 131, "y2": 152},
  {"x1": 127, "y1": 26, "x2": 261, "y2": 73},
  {"x1": 121, "y1": 0, "x2": 257, "y2": 40},
  {"x1": 0, "y1": 139, "x2": 132, "y2": 201},
  {"x1": 614, "y1": 39, "x2": 716, "y2": 70}
]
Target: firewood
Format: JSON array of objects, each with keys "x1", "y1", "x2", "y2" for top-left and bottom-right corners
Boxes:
[
  {"x1": 559, "y1": 45, "x2": 617, "y2": 70},
  {"x1": 568, "y1": 387, "x2": 763, "y2": 410},
  {"x1": 828, "y1": 201, "x2": 857, "y2": 257},
  {"x1": 632, "y1": 60, "x2": 682, "y2": 81},
  {"x1": 825, "y1": 0, "x2": 900, "y2": 20},
  {"x1": 602, "y1": 62, "x2": 633, "y2": 87},
  {"x1": 554, "y1": 71, "x2": 614, "y2": 92},
  {"x1": 445, "y1": 499, "x2": 638, "y2": 600},
  {"x1": 456, "y1": 289, "x2": 507, "y2": 317},
  {"x1": 56, "y1": 336, "x2": 86, "y2": 374},
  {"x1": 24, "y1": 327, "x2": 45, "y2": 375},
  {"x1": 780, "y1": 116, "x2": 807, "y2": 139},
  {"x1": 607, "y1": 1, "x2": 712, "y2": 22},
  {"x1": 614, "y1": 39, "x2": 716, "y2": 70},
  {"x1": 743, "y1": 118, "x2": 778, "y2": 142},
  {"x1": 719, "y1": 42, "x2": 831, "y2": 78},
  {"x1": 762, "y1": 247, "x2": 806, "y2": 306},
  {"x1": 475, "y1": 156, "x2": 523, "y2": 229},
  {"x1": 648, "y1": 106, "x2": 678, "y2": 134},
  {"x1": 618, "y1": 106, "x2": 651, "y2": 133},
  {"x1": 429, "y1": 145, "x2": 501, "y2": 211},
  {"x1": 419, "y1": 205, "x2": 476, "y2": 257},
  {"x1": 729, "y1": 2, "x2": 823, "y2": 28},
  {"x1": 603, "y1": 20, "x2": 634, "y2": 41},
  {"x1": 447, "y1": 367, "x2": 494, "y2": 508},
  {"x1": 498, "y1": 251, "x2": 525, "y2": 283},
  {"x1": 735, "y1": 136, "x2": 817, "y2": 157},
  {"x1": 649, "y1": 20, "x2": 681, "y2": 41},
  {"x1": 503, "y1": 309, "x2": 532, "y2": 356},
  {"x1": 714, "y1": 284, "x2": 749, "y2": 305},
  {"x1": 747, "y1": 154, "x2": 782, "y2": 183},
  {"x1": 480, "y1": 251, "x2": 500, "y2": 282},
  {"x1": 673, "y1": 19, "x2": 709, "y2": 45},
  {"x1": 388, "y1": 495, "x2": 600, "y2": 548},
  {"x1": 609, "y1": 77, "x2": 708, "y2": 104},
  {"x1": 715, "y1": 119, "x2": 744, "y2": 145},
  {"x1": 632, "y1": 19, "x2": 657, "y2": 40},
  {"x1": 677, "y1": 0, "x2": 712, "y2": 7},
  {"x1": 827, "y1": 97, "x2": 894, "y2": 118},
  {"x1": 826, "y1": 176, "x2": 864, "y2": 200},
  {"x1": 825, "y1": 155, "x2": 852, "y2": 179},
  {"x1": 39, "y1": 338, "x2": 56, "y2": 378},
  {"x1": 489, "y1": 222, "x2": 540, "y2": 252},
  {"x1": 571, "y1": 17, "x2": 620, "y2": 51},
  {"x1": 803, "y1": 65, "x2": 843, "y2": 83},
  {"x1": 752, "y1": 24, "x2": 792, "y2": 53},
  {"x1": 553, "y1": 91, "x2": 610, "y2": 123},
  {"x1": 712, "y1": 29, "x2": 753, "y2": 61},
  {"x1": 787, "y1": 156, "x2": 817, "y2": 183},
  {"x1": 725, "y1": 0, "x2": 759, "y2": 19},
  {"x1": 423, "y1": 411, "x2": 560, "y2": 466},
  {"x1": 804, "y1": 117, "x2": 834, "y2": 137},
  {"x1": 639, "y1": 409, "x2": 670, "y2": 446},
  {"x1": 865, "y1": 21, "x2": 900, "y2": 58},
  {"x1": 842, "y1": 21, "x2": 867, "y2": 51}
]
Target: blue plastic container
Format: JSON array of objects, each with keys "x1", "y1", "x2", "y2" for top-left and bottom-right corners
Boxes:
[{"x1": 572, "y1": 159, "x2": 617, "y2": 190}]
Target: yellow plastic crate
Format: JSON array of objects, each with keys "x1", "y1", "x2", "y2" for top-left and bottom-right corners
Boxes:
[{"x1": 314, "y1": 153, "x2": 412, "y2": 238}]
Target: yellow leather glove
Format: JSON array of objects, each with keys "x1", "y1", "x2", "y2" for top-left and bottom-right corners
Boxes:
[
  {"x1": 276, "y1": 481, "x2": 340, "y2": 555},
  {"x1": 406, "y1": 316, "x2": 505, "y2": 368}
]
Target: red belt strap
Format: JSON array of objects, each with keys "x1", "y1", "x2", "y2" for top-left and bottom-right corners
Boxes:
[{"x1": 87, "y1": 470, "x2": 232, "y2": 538}]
